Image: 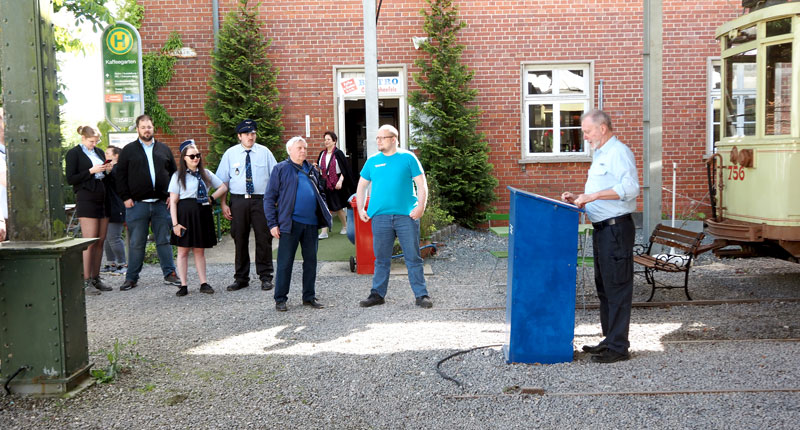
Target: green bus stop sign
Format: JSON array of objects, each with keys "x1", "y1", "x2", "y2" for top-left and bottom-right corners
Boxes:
[{"x1": 101, "y1": 21, "x2": 144, "y2": 131}]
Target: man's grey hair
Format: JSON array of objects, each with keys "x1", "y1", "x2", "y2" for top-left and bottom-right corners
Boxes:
[
  {"x1": 378, "y1": 124, "x2": 399, "y2": 138},
  {"x1": 286, "y1": 136, "x2": 306, "y2": 152},
  {"x1": 581, "y1": 109, "x2": 613, "y2": 132}
]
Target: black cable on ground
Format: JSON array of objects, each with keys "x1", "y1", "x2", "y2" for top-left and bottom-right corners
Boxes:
[
  {"x1": 436, "y1": 344, "x2": 503, "y2": 388},
  {"x1": 4, "y1": 366, "x2": 30, "y2": 395}
]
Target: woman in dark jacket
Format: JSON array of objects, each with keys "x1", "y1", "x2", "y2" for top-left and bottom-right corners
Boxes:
[
  {"x1": 102, "y1": 146, "x2": 126, "y2": 275},
  {"x1": 65, "y1": 125, "x2": 113, "y2": 295},
  {"x1": 315, "y1": 131, "x2": 354, "y2": 239}
]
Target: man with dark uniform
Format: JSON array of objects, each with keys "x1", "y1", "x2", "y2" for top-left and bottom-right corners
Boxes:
[{"x1": 216, "y1": 119, "x2": 278, "y2": 291}]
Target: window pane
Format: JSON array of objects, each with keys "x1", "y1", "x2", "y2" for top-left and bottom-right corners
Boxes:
[
  {"x1": 724, "y1": 50, "x2": 756, "y2": 137},
  {"x1": 529, "y1": 104, "x2": 553, "y2": 128},
  {"x1": 527, "y1": 71, "x2": 553, "y2": 95},
  {"x1": 559, "y1": 103, "x2": 583, "y2": 127},
  {"x1": 727, "y1": 25, "x2": 756, "y2": 48},
  {"x1": 712, "y1": 65, "x2": 721, "y2": 91},
  {"x1": 560, "y1": 129, "x2": 584, "y2": 153},
  {"x1": 766, "y1": 18, "x2": 791, "y2": 38},
  {"x1": 529, "y1": 129, "x2": 552, "y2": 153},
  {"x1": 558, "y1": 69, "x2": 585, "y2": 94},
  {"x1": 765, "y1": 42, "x2": 792, "y2": 135}
]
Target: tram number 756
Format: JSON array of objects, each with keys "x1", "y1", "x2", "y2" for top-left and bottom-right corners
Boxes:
[{"x1": 727, "y1": 165, "x2": 746, "y2": 181}]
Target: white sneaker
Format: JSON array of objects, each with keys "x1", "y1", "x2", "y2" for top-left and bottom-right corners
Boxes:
[
  {"x1": 318, "y1": 232, "x2": 328, "y2": 239},
  {"x1": 340, "y1": 228, "x2": 347, "y2": 235}
]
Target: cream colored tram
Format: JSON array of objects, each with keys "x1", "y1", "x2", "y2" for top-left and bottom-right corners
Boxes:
[{"x1": 707, "y1": 1, "x2": 800, "y2": 261}]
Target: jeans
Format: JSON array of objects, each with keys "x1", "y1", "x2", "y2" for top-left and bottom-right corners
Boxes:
[
  {"x1": 370, "y1": 214, "x2": 427, "y2": 299},
  {"x1": 104, "y1": 221, "x2": 126, "y2": 265},
  {"x1": 274, "y1": 221, "x2": 318, "y2": 303},
  {"x1": 126, "y1": 200, "x2": 175, "y2": 282}
]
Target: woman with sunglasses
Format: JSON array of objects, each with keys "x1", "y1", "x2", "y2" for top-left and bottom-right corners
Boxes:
[{"x1": 168, "y1": 140, "x2": 228, "y2": 296}]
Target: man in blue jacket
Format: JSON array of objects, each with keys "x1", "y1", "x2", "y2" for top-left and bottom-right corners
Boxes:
[{"x1": 264, "y1": 136, "x2": 332, "y2": 312}]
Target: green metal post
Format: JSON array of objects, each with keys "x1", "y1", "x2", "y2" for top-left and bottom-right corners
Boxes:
[{"x1": 0, "y1": 0, "x2": 96, "y2": 395}]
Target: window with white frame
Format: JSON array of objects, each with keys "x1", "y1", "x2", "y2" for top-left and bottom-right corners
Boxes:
[
  {"x1": 523, "y1": 64, "x2": 591, "y2": 158},
  {"x1": 707, "y1": 58, "x2": 721, "y2": 154}
]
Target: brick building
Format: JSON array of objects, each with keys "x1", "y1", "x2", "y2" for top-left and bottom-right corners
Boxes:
[{"x1": 137, "y1": 0, "x2": 743, "y2": 215}]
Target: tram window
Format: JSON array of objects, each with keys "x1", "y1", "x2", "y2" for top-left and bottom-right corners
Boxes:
[
  {"x1": 724, "y1": 51, "x2": 757, "y2": 138},
  {"x1": 765, "y1": 42, "x2": 793, "y2": 136},
  {"x1": 727, "y1": 25, "x2": 756, "y2": 48},
  {"x1": 766, "y1": 18, "x2": 792, "y2": 38}
]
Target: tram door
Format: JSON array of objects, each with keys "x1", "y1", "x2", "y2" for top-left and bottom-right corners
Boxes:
[{"x1": 343, "y1": 98, "x2": 400, "y2": 181}]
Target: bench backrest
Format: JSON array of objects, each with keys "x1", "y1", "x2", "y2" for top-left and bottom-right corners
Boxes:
[{"x1": 648, "y1": 224, "x2": 705, "y2": 255}]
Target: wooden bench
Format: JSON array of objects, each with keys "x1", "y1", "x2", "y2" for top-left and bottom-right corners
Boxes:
[{"x1": 633, "y1": 224, "x2": 705, "y2": 301}]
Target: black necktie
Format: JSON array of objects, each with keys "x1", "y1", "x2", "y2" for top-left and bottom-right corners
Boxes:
[{"x1": 245, "y1": 150, "x2": 254, "y2": 195}]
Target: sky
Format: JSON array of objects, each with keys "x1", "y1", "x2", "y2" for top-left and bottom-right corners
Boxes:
[{"x1": 54, "y1": 10, "x2": 105, "y2": 125}]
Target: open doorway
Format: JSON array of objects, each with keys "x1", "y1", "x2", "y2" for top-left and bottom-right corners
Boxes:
[{"x1": 343, "y1": 98, "x2": 400, "y2": 181}]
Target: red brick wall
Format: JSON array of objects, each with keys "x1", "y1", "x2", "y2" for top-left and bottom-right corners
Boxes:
[{"x1": 138, "y1": 0, "x2": 742, "y2": 217}]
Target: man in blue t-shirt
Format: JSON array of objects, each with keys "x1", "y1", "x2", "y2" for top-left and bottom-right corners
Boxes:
[
  {"x1": 356, "y1": 124, "x2": 432, "y2": 309},
  {"x1": 264, "y1": 137, "x2": 332, "y2": 312}
]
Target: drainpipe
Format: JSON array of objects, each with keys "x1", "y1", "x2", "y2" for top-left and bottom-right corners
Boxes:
[{"x1": 212, "y1": 0, "x2": 219, "y2": 50}]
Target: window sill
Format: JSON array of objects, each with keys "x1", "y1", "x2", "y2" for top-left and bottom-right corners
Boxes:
[{"x1": 518, "y1": 154, "x2": 593, "y2": 164}]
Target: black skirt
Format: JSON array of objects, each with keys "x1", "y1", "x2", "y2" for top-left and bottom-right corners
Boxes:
[
  {"x1": 75, "y1": 181, "x2": 107, "y2": 219},
  {"x1": 170, "y1": 199, "x2": 217, "y2": 248},
  {"x1": 324, "y1": 185, "x2": 349, "y2": 212}
]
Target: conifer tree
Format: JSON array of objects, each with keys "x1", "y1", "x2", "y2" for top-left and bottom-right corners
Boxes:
[
  {"x1": 205, "y1": 0, "x2": 283, "y2": 169},
  {"x1": 409, "y1": 0, "x2": 496, "y2": 228}
]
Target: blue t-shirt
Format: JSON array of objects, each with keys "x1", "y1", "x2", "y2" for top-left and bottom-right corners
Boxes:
[
  {"x1": 292, "y1": 166, "x2": 318, "y2": 225},
  {"x1": 360, "y1": 149, "x2": 424, "y2": 217}
]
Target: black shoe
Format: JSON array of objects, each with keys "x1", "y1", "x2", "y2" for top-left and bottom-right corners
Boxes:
[
  {"x1": 176, "y1": 285, "x2": 188, "y2": 297},
  {"x1": 302, "y1": 298, "x2": 324, "y2": 309},
  {"x1": 590, "y1": 349, "x2": 630, "y2": 363},
  {"x1": 260, "y1": 279, "x2": 274, "y2": 291},
  {"x1": 92, "y1": 277, "x2": 113, "y2": 292},
  {"x1": 164, "y1": 272, "x2": 181, "y2": 286},
  {"x1": 359, "y1": 293, "x2": 385, "y2": 308},
  {"x1": 275, "y1": 302, "x2": 288, "y2": 312},
  {"x1": 415, "y1": 295, "x2": 433, "y2": 308},
  {"x1": 120, "y1": 279, "x2": 138, "y2": 291},
  {"x1": 582, "y1": 344, "x2": 609, "y2": 354},
  {"x1": 199, "y1": 283, "x2": 214, "y2": 294},
  {"x1": 227, "y1": 281, "x2": 249, "y2": 291}
]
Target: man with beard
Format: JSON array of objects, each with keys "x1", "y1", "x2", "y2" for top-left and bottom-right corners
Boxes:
[{"x1": 116, "y1": 114, "x2": 179, "y2": 290}]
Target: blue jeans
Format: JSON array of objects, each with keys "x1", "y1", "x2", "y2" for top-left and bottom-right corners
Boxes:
[
  {"x1": 274, "y1": 221, "x2": 318, "y2": 303},
  {"x1": 126, "y1": 200, "x2": 176, "y2": 282},
  {"x1": 370, "y1": 214, "x2": 427, "y2": 298}
]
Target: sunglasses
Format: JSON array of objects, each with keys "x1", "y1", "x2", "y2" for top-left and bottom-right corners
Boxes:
[{"x1": 185, "y1": 153, "x2": 202, "y2": 160}]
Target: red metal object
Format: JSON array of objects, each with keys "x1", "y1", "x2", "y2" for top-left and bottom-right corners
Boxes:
[{"x1": 350, "y1": 198, "x2": 374, "y2": 274}]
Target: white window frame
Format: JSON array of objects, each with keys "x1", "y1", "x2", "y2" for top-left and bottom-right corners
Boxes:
[
  {"x1": 520, "y1": 61, "x2": 593, "y2": 163},
  {"x1": 707, "y1": 57, "x2": 721, "y2": 156}
]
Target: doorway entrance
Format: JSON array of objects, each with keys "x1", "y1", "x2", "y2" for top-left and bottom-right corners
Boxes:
[
  {"x1": 335, "y1": 67, "x2": 407, "y2": 181},
  {"x1": 343, "y1": 98, "x2": 400, "y2": 180}
]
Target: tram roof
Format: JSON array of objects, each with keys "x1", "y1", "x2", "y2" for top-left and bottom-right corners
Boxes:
[{"x1": 716, "y1": 3, "x2": 800, "y2": 39}]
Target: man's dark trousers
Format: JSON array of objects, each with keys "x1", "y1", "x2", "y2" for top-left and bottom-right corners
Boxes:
[
  {"x1": 592, "y1": 215, "x2": 635, "y2": 354},
  {"x1": 230, "y1": 194, "x2": 273, "y2": 283}
]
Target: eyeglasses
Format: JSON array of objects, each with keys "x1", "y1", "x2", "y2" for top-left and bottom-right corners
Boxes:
[
  {"x1": 186, "y1": 153, "x2": 202, "y2": 160},
  {"x1": 376, "y1": 136, "x2": 395, "y2": 141}
]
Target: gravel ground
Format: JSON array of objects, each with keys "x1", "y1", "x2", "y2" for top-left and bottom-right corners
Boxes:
[{"x1": 2, "y1": 227, "x2": 799, "y2": 429}]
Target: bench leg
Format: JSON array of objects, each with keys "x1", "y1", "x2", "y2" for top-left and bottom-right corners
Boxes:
[
  {"x1": 682, "y1": 270, "x2": 692, "y2": 301},
  {"x1": 645, "y1": 268, "x2": 656, "y2": 302}
]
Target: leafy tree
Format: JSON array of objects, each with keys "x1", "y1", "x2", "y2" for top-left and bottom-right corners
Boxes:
[
  {"x1": 204, "y1": 0, "x2": 284, "y2": 170},
  {"x1": 409, "y1": 0, "x2": 496, "y2": 228}
]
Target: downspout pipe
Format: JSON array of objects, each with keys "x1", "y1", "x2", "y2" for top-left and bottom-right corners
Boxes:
[{"x1": 212, "y1": 0, "x2": 219, "y2": 51}]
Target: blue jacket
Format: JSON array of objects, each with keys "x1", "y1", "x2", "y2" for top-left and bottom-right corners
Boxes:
[{"x1": 264, "y1": 159, "x2": 332, "y2": 233}]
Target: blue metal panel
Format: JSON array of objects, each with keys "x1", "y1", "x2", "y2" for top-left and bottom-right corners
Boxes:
[{"x1": 504, "y1": 187, "x2": 581, "y2": 364}]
